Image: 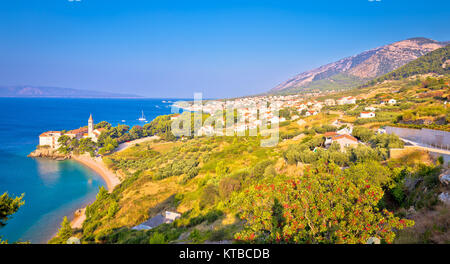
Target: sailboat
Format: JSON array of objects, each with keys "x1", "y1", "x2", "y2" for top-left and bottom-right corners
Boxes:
[{"x1": 138, "y1": 110, "x2": 146, "y2": 121}]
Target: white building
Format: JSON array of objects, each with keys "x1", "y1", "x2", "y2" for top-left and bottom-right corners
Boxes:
[
  {"x1": 337, "y1": 96, "x2": 356, "y2": 105},
  {"x1": 39, "y1": 131, "x2": 62, "y2": 149},
  {"x1": 337, "y1": 126, "x2": 353, "y2": 135},
  {"x1": 381, "y1": 98, "x2": 397, "y2": 105},
  {"x1": 360, "y1": 112, "x2": 375, "y2": 118},
  {"x1": 39, "y1": 115, "x2": 104, "y2": 149}
]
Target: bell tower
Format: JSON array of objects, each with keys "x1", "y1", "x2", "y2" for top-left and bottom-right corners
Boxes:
[{"x1": 88, "y1": 114, "x2": 94, "y2": 137}]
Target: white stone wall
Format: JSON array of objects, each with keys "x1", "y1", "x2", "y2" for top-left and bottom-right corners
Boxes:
[{"x1": 386, "y1": 126, "x2": 450, "y2": 150}]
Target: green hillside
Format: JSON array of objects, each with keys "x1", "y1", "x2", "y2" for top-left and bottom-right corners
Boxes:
[{"x1": 367, "y1": 45, "x2": 450, "y2": 85}]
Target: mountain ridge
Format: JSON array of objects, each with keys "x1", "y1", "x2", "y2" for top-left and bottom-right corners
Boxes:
[
  {"x1": 0, "y1": 85, "x2": 142, "y2": 98},
  {"x1": 271, "y1": 37, "x2": 448, "y2": 94}
]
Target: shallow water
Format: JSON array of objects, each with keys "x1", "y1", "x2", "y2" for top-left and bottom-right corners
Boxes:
[{"x1": 0, "y1": 98, "x2": 175, "y2": 243}]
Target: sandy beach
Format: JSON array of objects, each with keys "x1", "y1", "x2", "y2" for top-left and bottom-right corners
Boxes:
[
  {"x1": 70, "y1": 154, "x2": 121, "y2": 228},
  {"x1": 72, "y1": 154, "x2": 120, "y2": 191},
  {"x1": 68, "y1": 136, "x2": 160, "y2": 229},
  {"x1": 68, "y1": 136, "x2": 159, "y2": 228}
]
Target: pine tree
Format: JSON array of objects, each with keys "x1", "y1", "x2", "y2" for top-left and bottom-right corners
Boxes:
[{"x1": 49, "y1": 216, "x2": 72, "y2": 244}]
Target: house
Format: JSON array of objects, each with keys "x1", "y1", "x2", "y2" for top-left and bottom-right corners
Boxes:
[
  {"x1": 131, "y1": 214, "x2": 165, "y2": 230},
  {"x1": 381, "y1": 98, "x2": 397, "y2": 105},
  {"x1": 165, "y1": 211, "x2": 181, "y2": 222},
  {"x1": 360, "y1": 112, "x2": 375, "y2": 118},
  {"x1": 337, "y1": 96, "x2": 356, "y2": 105},
  {"x1": 132, "y1": 211, "x2": 181, "y2": 231},
  {"x1": 92, "y1": 127, "x2": 106, "y2": 139},
  {"x1": 330, "y1": 134, "x2": 358, "y2": 151},
  {"x1": 324, "y1": 132, "x2": 339, "y2": 147},
  {"x1": 65, "y1": 127, "x2": 88, "y2": 139},
  {"x1": 305, "y1": 110, "x2": 317, "y2": 117},
  {"x1": 337, "y1": 126, "x2": 353, "y2": 135},
  {"x1": 39, "y1": 131, "x2": 62, "y2": 149}
]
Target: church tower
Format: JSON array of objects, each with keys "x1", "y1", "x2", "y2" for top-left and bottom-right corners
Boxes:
[{"x1": 88, "y1": 114, "x2": 94, "y2": 137}]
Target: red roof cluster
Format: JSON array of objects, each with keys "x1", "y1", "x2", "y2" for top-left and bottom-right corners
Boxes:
[{"x1": 67, "y1": 127, "x2": 88, "y2": 135}]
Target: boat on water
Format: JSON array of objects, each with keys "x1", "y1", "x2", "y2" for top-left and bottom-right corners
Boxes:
[{"x1": 138, "y1": 110, "x2": 146, "y2": 121}]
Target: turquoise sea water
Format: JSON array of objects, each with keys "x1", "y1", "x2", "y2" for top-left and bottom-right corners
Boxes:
[{"x1": 0, "y1": 98, "x2": 175, "y2": 243}]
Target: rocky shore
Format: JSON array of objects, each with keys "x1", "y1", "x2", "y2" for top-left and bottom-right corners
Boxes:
[{"x1": 27, "y1": 147, "x2": 70, "y2": 160}]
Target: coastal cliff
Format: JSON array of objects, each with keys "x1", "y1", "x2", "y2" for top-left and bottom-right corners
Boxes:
[{"x1": 28, "y1": 147, "x2": 70, "y2": 160}]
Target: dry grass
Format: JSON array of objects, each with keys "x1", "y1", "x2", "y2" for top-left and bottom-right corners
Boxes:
[
  {"x1": 390, "y1": 148, "x2": 435, "y2": 166},
  {"x1": 395, "y1": 204, "x2": 450, "y2": 244}
]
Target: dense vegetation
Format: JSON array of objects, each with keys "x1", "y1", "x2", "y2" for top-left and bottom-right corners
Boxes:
[
  {"x1": 45, "y1": 63, "x2": 450, "y2": 244},
  {"x1": 50, "y1": 111, "x2": 448, "y2": 244},
  {"x1": 368, "y1": 45, "x2": 450, "y2": 84}
]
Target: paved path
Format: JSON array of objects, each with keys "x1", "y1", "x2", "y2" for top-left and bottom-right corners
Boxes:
[{"x1": 114, "y1": 135, "x2": 160, "y2": 153}]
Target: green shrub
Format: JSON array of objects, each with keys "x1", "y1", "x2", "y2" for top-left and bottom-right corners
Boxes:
[
  {"x1": 149, "y1": 232, "x2": 166, "y2": 244},
  {"x1": 219, "y1": 177, "x2": 241, "y2": 199},
  {"x1": 199, "y1": 184, "x2": 219, "y2": 208}
]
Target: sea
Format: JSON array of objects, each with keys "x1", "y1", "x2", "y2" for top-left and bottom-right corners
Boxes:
[{"x1": 0, "y1": 98, "x2": 178, "y2": 243}]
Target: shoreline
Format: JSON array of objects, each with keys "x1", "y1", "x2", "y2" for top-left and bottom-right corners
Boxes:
[
  {"x1": 33, "y1": 136, "x2": 159, "y2": 232},
  {"x1": 71, "y1": 154, "x2": 120, "y2": 191},
  {"x1": 69, "y1": 155, "x2": 121, "y2": 229},
  {"x1": 67, "y1": 135, "x2": 159, "y2": 229}
]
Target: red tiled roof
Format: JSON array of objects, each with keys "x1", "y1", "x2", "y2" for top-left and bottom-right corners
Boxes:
[
  {"x1": 67, "y1": 127, "x2": 88, "y2": 135},
  {"x1": 332, "y1": 134, "x2": 358, "y2": 142},
  {"x1": 39, "y1": 131, "x2": 61, "y2": 137},
  {"x1": 324, "y1": 132, "x2": 338, "y2": 137}
]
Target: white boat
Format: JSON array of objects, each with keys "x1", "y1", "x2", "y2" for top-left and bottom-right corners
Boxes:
[{"x1": 138, "y1": 110, "x2": 146, "y2": 121}]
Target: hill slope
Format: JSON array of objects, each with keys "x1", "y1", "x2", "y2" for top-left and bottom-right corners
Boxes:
[
  {"x1": 367, "y1": 44, "x2": 450, "y2": 84},
  {"x1": 0, "y1": 85, "x2": 141, "y2": 98},
  {"x1": 271, "y1": 38, "x2": 447, "y2": 94}
]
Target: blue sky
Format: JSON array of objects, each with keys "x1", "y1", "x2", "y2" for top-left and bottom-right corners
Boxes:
[{"x1": 0, "y1": 0, "x2": 449, "y2": 98}]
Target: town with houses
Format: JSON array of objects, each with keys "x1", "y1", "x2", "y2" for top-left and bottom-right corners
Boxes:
[
  {"x1": 167, "y1": 93, "x2": 397, "y2": 150},
  {"x1": 38, "y1": 93, "x2": 398, "y2": 153}
]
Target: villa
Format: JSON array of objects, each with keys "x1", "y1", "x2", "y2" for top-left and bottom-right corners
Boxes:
[
  {"x1": 331, "y1": 134, "x2": 359, "y2": 151},
  {"x1": 324, "y1": 132, "x2": 358, "y2": 151}
]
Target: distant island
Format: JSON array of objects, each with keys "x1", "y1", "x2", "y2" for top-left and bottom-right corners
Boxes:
[{"x1": 0, "y1": 85, "x2": 142, "y2": 98}]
